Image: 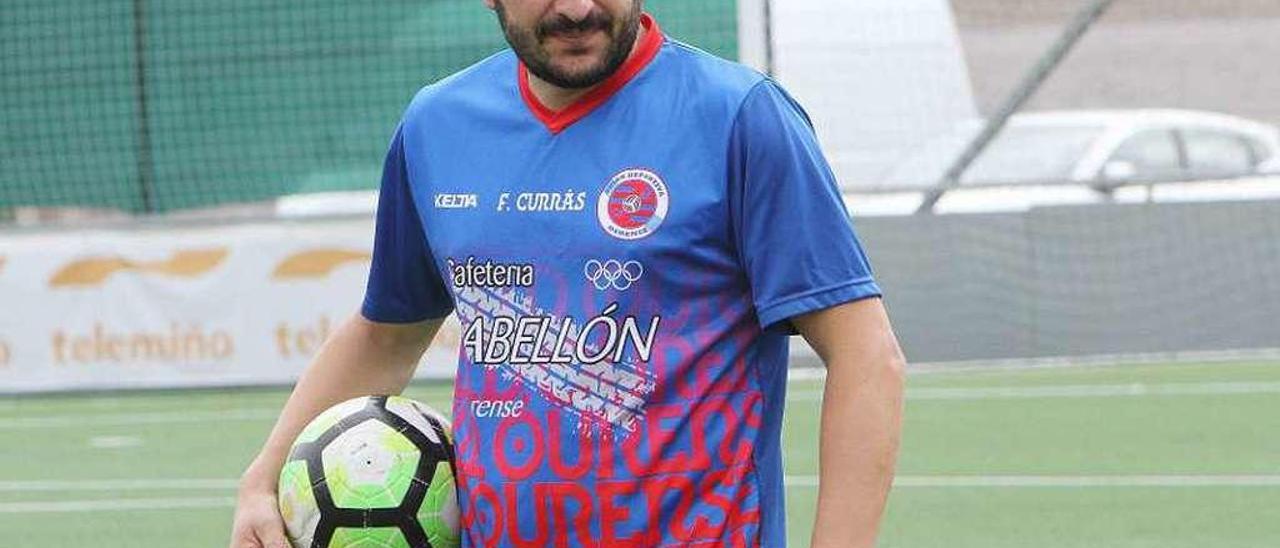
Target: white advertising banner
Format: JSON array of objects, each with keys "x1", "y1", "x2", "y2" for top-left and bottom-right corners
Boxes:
[{"x1": 0, "y1": 217, "x2": 461, "y2": 394}]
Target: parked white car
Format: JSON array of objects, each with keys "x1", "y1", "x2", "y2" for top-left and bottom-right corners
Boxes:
[{"x1": 853, "y1": 109, "x2": 1280, "y2": 215}]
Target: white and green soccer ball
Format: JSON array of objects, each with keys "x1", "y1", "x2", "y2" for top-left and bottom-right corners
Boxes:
[{"x1": 278, "y1": 395, "x2": 460, "y2": 548}]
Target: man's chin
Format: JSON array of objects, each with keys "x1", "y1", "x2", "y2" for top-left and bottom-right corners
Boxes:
[{"x1": 534, "y1": 62, "x2": 613, "y2": 89}]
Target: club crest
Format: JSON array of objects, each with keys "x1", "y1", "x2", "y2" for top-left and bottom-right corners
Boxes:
[{"x1": 596, "y1": 168, "x2": 669, "y2": 240}]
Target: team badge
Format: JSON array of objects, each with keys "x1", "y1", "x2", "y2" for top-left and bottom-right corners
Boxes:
[{"x1": 596, "y1": 168, "x2": 669, "y2": 240}]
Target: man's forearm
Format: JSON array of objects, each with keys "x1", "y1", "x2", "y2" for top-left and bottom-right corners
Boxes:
[
  {"x1": 240, "y1": 314, "x2": 440, "y2": 490},
  {"x1": 809, "y1": 350, "x2": 905, "y2": 548}
]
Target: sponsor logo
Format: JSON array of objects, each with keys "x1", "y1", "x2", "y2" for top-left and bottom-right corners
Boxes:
[
  {"x1": 597, "y1": 168, "x2": 668, "y2": 240},
  {"x1": 468, "y1": 399, "x2": 525, "y2": 418},
  {"x1": 448, "y1": 256, "x2": 535, "y2": 288},
  {"x1": 453, "y1": 286, "x2": 659, "y2": 433},
  {"x1": 49, "y1": 249, "x2": 229, "y2": 288},
  {"x1": 435, "y1": 193, "x2": 478, "y2": 209},
  {"x1": 272, "y1": 249, "x2": 371, "y2": 280},
  {"x1": 584, "y1": 259, "x2": 643, "y2": 291},
  {"x1": 275, "y1": 316, "x2": 332, "y2": 359},
  {"x1": 51, "y1": 323, "x2": 235, "y2": 365},
  {"x1": 461, "y1": 302, "x2": 660, "y2": 370}
]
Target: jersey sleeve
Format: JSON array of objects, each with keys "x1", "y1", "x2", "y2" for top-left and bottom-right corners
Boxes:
[
  {"x1": 360, "y1": 124, "x2": 455, "y2": 323},
  {"x1": 728, "y1": 80, "x2": 882, "y2": 332}
]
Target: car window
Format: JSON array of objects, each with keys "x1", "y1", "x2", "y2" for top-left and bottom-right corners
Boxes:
[
  {"x1": 1241, "y1": 135, "x2": 1273, "y2": 163},
  {"x1": 961, "y1": 124, "x2": 1105, "y2": 185},
  {"x1": 1105, "y1": 130, "x2": 1183, "y2": 181},
  {"x1": 1182, "y1": 129, "x2": 1255, "y2": 177}
]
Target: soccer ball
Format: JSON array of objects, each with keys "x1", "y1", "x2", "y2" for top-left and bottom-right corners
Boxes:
[{"x1": 277, "y1": 395, "x2": 460, "y2": 548}]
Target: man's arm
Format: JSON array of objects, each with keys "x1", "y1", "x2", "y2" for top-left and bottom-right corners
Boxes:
[
  {"x1": 230, "y1": 313, "x2": 442, "y2": 548},
  {"x1": 793, "y1": 297, "x2": 906, "y2": 548},
  {"x1": 240, "y1": 313, "x2": 441, "y2": 488}
]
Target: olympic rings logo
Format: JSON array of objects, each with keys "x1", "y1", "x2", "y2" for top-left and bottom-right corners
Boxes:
[{"x1": 584, "y1": 259, "x2": 644, "y2": 291}]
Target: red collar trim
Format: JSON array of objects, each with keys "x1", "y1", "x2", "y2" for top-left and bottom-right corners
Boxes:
[{"x1": 518, "y1": 13, "x2": 663, "y2": 134}]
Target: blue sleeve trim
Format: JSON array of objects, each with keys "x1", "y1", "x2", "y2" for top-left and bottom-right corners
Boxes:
[
  {"x1": 359, "y1": 301, "x2": 452, "y2": 325},
  {"x1": 755, "y1": 277, "x2": 883, "y2": 332}
]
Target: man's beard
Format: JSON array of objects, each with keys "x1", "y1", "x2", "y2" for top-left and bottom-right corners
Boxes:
[{"x1": 494, "y1": 1, "x2": 642, "y2": 90}]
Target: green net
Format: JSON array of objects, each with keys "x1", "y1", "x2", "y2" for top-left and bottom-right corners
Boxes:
[{"x1": 0, "y1": 1, "x2": 737, "y2": 216}]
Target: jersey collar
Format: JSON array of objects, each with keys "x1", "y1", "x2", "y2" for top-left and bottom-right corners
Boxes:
[{"x1": 518, "y1": 13, "x2": 664, "y2": 135}]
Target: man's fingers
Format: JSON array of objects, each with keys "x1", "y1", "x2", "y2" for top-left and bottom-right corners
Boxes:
[
  {"x1": 229, "y1": 503, "x2": 288, "y2": 548},
  {"x1": 229, "y1": 531, "x2": 262, "y2": 548},
  {"x1": 256, "y1": 518, "x2": 291, "y2": 548},
  {"x1": 261, "y1": 535, "x2": 290, "y2": 548},
  {"x1": 229, "y1": 524, "x2": 262, "y2": 548}
]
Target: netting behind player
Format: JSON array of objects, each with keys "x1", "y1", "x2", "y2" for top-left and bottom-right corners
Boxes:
[{"x1": 0, "y1": 0, "x2": 735, "y2": 218}]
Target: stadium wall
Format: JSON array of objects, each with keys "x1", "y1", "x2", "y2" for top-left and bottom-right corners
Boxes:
[
  {"x1": 860, "y1": 200, "x2": 1280, "y2": 363},
  {"x1": 3, "y1": 200, "x2": 1278, "y2": 393}
]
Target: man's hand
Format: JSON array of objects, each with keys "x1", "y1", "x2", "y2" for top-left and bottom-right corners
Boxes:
[
  {"x1": 793, "y1": 297, "x2": 906, "y2": 548},
  {"x1": 229, "y1": 482, "x2": 289, "y2": 548}
]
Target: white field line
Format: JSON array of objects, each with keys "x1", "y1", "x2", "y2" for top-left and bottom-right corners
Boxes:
[
  {"x1": 88, "y1": 435, "x2": 143, "y2": 449},
  {"x1": 6, "y1": 475, "x2": 1274, "y2": 492},
  {"x1": 0, "y1": 400, "x2": 277, "y2": 415},
  {"x1": 0, "y1": 479, "x2": 240, "y2": 492},
  {"x1": 2, "y1": 475, "x2": 1278, "y2": 513},
  {"x1": 787, "y1": 475, "x2": 1280, "y2": 488},
  {"x1": 787, "y1": 347, "x2": 1280, "y2": 376},
  {"x1": 0, "y1": 409, "x2": 280, "y2": 429},
  {"x1": 0, "y1": 497, "x2": 235, "y2": 514},
  {"x1": 788, "y1": 381, "x2": 1280, "y2": 402},
  {"x1": 3, "y1": 381, "x2": 1278, "y2": 429}
]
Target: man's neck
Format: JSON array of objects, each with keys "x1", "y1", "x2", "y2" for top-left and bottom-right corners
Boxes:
[{"x1": 526, "y1": 23, "x2": 647, "y2": 112}]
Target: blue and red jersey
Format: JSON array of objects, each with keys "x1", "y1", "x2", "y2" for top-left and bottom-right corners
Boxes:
[{"x1": 362, "y1": 14, "x2": 881, "y2": 547}]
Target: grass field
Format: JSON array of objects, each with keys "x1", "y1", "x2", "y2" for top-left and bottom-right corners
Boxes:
[{"x1": 1, "y1": 359, "x2": 1278, "y2": 547}]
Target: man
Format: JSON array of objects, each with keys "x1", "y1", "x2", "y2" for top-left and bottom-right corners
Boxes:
[{"x1": 231, "y1": 0, "x2": 905, "y2": 546}]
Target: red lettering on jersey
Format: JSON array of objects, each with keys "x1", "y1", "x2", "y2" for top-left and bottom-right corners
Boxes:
[
  {"x1": 641, "y1": 475, "x2": 696, "y2": 542},
  {"x1": 547, "y1": 410, "x2": 593, "y2": 480},
  {"x1": 599, "y1": 480, "x2": 646, "y2": 545},
  {"x1": 620, "y1": 423, "x2": 647, "y2": 477},
  {"x1": 705, "y1": 352, "x2": 752, "y2": 396},
  {"x1": 460, "y1": 478, "x2": 503, "y2": 546},
  {"x1": 698, "y1": 466, "x2": 760, "y2": 534},
  {"x1": 643, "y1": 328, "x2": 699, "y2": 402},
  {"x1": 689, "y1": 395, "x2": 756, "y2": 467},
  {"x1": 451, "y1": 406, "x2": 486, "y2": 479},
  {"x1": 503, "y1": 483, "x2": 549, "y2": 547},
  {"x1": 495, "y1": 414, "x2": 545, "y2": 480},
  {"x1": 744, "y1": 390, "x2": 764, "y2": 429},
  {"x1": 646, "y1": 403, "x2": 710, "y2": 474},
  {"x1": 597, "y1": 430, "x2": 617, "y2": 479},
  {"x1": 540, "y1": 482, "x2": 596, "y2": 547}
]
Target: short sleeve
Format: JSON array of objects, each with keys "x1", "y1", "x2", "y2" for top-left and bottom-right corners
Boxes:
[
  {"x1": 360, "y1": 124, "x2": 455, "y2": 323},
  {"x1": 728, "y1": 80, "x2": 882, "y2": 332}
]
